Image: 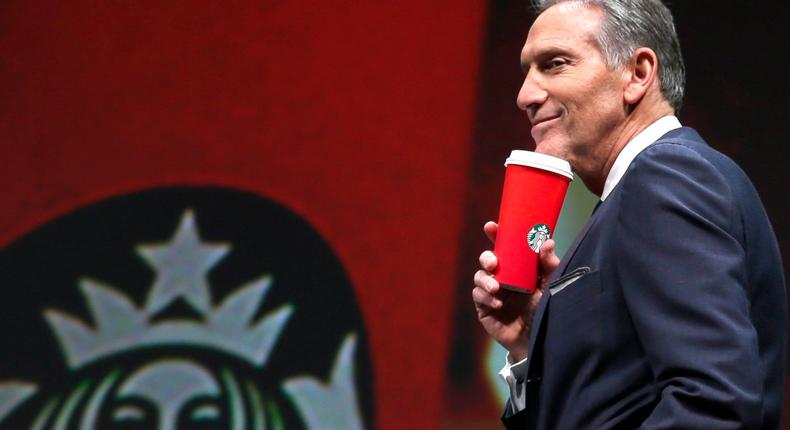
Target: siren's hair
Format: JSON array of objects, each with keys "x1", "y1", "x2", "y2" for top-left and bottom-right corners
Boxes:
[{"x1": 532, "y1": 0, "x2": 685, "y2": 112}]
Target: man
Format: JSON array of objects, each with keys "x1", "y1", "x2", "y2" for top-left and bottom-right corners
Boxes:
[{"x1": 472, "y1": 0, "x2": 787, "y2": 428}]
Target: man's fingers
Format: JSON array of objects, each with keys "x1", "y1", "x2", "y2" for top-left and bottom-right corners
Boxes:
[
  {"x1": 483, "y1": 221, "x2": 498, "y2": 244},
  {"x1": 539, "y1": 238, "x2": 555, "y2": 253},
  {"x1": 472, "y1": 285, "x2": 502, "y2": 310},
  {"x1": 479, "y1": 250, "x2": 498, "y2": 272},
  {"x1": 474, "y1": 269, "x2": 500, "y2": 293},
  {"x1": 473, "y1": 269, "x2": 502, "y2": 308},
  {"x1": 538, "y1": 239, "x2": 561, "y2": 283},
  {"x1": 539, "y1": 239, "x2": 560, "y2": 265}
]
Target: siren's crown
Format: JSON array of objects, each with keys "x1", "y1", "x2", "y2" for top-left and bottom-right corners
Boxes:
[{"x1": 44, "y1": 210, "x2": 293, "y2": 369}]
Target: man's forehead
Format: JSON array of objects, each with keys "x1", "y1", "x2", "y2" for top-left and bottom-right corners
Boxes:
[{"x1": 521, "y1": 3, "x2": 602, "y2": 62}]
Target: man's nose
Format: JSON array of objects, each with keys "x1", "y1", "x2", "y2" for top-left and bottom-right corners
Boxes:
[{"x1": 516, "y1": 71, "x2": 548, "y2": 112}]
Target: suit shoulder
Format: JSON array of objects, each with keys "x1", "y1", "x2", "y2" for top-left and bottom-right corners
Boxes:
[
  {"x1": 647, "y1": 128, "x2": 751, "y2": 184},
  {"x1": 617, "y1": 137, "x2": 737, "y2": 235},
  {"x1": 624, "y1": 137, "x2": 732, "y2": 196},
  {"x1": 632, "y1": 129, "x2": 760, "y2": 206}
]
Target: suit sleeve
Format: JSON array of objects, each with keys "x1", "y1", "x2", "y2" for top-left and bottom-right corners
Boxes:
[{"x1": 614, "y1": 143, "x2": 763, "y2": 429}]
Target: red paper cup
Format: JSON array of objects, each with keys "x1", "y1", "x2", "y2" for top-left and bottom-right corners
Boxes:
[{"x1": 493, "y1": 150, "x2": 573, "y2": 293}]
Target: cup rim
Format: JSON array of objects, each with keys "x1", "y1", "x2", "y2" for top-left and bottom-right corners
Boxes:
[{"x1": 505, "y1": 150, "x2": 573, "y2": 180}]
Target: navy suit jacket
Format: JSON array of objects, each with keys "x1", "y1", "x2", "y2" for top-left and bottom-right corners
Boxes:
[{"x1": 503, "y1": 127, "x2": 786, "y2": 429}]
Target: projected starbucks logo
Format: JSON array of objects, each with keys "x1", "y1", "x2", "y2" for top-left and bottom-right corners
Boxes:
[{"x1": 0, "y1": 187, "x2": 373, "y2": 429}]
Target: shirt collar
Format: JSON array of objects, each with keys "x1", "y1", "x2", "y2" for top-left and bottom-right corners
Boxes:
[{"x1": 600, "y1": 115, "x2": 681, "y2": 201}]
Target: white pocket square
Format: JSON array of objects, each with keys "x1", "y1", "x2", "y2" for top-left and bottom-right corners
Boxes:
[{"x1": 548, "y1": 266, "x2": 591, "y2": 296}]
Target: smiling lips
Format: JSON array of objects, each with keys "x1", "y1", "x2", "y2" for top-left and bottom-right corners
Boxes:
[
  {"x1": 530, "y1": 113, "x2": 561, "y2": 139},
  {"x1": 530, "y1": 113, "x2": 560, "y2": 127}
]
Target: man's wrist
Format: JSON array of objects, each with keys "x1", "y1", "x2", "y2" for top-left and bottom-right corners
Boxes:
[{"x1": 499, "y1": 352, "x2": 530, "y2": 413}]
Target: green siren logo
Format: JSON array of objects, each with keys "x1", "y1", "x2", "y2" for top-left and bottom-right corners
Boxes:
[
  {"x1": 0, "y1": 188, "x2": 373, "y2": 429},
  {"x1": 527, "y1": 223, "x2": 551, "y2": 253}
]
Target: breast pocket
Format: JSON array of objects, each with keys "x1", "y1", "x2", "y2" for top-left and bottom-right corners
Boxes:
[
  {"x1": 544, "y1": 268, "x2": 603, "y2": 356},
  {"x1": 547, "y1": 268, "x2": 602, "y2": 318}
]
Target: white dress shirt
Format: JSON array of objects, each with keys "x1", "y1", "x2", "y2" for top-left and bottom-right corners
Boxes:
[{"x1": 498, "y1": 115, "x2": 682, "y2": 412}]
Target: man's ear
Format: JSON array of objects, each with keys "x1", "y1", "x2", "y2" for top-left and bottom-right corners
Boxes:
[{"x1": 623, "y1": 47, "x2": 659, "y2": 105}]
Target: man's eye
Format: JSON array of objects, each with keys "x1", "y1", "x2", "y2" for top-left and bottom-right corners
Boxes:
[{"x1": 545, "y1": 59, "x2": 566, "y2": 70}]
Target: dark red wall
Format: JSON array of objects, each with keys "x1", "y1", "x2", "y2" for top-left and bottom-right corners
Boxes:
[
  {"x1": 1, "y1": 1, "x2": 787, "y2": 428},
  {"x1": 0, "y1": 2, "x2": 485, "y2": 428}
]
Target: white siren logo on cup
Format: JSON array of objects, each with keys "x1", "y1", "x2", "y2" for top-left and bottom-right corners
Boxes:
[{"x1": 527, "y1": 223, "x2": 551, "y2": 253}]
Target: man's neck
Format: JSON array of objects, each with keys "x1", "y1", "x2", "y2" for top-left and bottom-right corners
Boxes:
[{"x1": 582, "y1": 102, "x2": 674, "y2": 196}]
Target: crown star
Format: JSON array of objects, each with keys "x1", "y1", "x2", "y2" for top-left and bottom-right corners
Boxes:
[
  {"x1": 43, "y1": 209, "x2": 293, "y2": 369},
  {"x1": 137, "y1": 210, "x2": 230, "y2": 316}
]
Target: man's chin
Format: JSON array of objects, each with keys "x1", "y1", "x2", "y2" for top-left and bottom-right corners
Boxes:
[{"x1": 533, "y1": 141, "x2": 563, "y2": 159}]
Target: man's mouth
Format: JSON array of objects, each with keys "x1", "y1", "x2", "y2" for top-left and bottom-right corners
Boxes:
[
  {"x1": 530, "y1": 114, "x2": 560, "y2": 128},
  {"x1": 530, "y1": 114, "x2": 560, "y2": 140}
]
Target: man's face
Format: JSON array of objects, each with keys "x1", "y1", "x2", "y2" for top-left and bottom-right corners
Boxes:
[{"x1": 518, "y1": 3, "x2": 627, "y2": 174}]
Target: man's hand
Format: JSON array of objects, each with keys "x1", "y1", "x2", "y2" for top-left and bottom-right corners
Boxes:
[{"x1": 472, "y1": 221, "x2": 560, "y2": 362}]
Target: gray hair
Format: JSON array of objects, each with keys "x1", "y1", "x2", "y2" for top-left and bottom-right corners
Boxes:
[{"x1": 533, "y1": 0, "x2": 685, "y2": 112}]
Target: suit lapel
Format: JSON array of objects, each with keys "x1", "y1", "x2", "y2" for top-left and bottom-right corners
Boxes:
[
  {"x1": 523, "y1": 200, "x2": 606, "y2": 378},
  {"x1": 553, "y1": 200, "x2": 605, "y2": 277},
  {"x1": 525, "y1": 287, "x2": 550, "y2": 373}
]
